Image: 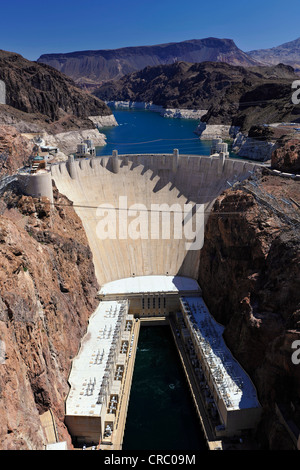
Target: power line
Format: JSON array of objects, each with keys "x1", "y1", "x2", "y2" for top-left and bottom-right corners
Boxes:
[
  {"x1": 29, "y1": 199, "x2": 300, "y2": 217},
  {"x1": 102, "y1": 138, "x2": 279, "y2": 147},
  {"x1": 104, "y1": 137, "x2": 200, "y2": 145}
]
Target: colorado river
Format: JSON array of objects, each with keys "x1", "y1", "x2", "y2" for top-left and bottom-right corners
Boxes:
[{"x1": 122, "y1": 325, "x2": 207, "y2": 450}]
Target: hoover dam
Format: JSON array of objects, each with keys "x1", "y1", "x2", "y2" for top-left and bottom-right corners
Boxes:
[
  {"x1": 45, "y1": 150, "x2": 263, "y2": 449},
  {"x1": 50, "y1": 150, "x2": 260, "y2": 285}
]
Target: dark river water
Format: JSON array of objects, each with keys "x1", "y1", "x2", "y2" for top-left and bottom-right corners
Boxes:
[{"x1": 122, "y1": 325, "x2": 207, "y2": 451}]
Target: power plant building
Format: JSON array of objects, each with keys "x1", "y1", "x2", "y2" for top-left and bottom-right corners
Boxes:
[
  {"x1": 179, "y1": 296, "x2": 262, "y2": 437},
  {"x1": 98, "y1": 275, "x2": 202, "y2": 316},
  {"x1": 65, "y1": 274, "x2": 262, "y2": 445},
  {"x1": 65, "y1": 299, "x2": 133, "y2": 446}
]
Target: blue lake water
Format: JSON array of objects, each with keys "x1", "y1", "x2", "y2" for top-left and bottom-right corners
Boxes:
[{"x1": 97, "y1": 108, "x2": 218, "y2": 156}]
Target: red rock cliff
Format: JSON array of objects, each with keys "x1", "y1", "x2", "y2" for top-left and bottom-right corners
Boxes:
[
  {"x1": 0, "y1": 125, "x2": 34, "y2": 176},
  {"x1": 0, "y1": 185, "x2": 99, "y2": 449},
  {"x1": 271, "y1": 136, "x2": 300, "y2": 174}
]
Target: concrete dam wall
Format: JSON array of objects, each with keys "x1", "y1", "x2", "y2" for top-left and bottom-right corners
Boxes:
[{"x1": 51, "y1": 153, "x2": 260, "y2": 286}]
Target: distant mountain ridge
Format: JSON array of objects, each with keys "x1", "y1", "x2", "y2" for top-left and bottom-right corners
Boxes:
[
  {"x1": 248, "y1": 37, "x2": 300, "y2": 70},
  {"x1": 37, "y1": 37, "x2": 261, "y2": 85},
  {"x1": 0, "y1": 49, "x2": 112, "y2": 132}
]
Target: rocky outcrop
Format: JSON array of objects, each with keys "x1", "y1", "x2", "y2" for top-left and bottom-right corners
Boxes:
[
  {"x1": 198, "y1": 170, "x2": 300, "y2": 449},
  {"x1": 0, "y1": 125, "x2": 34, "y2": 176},
  {"x1": 40, "y1": 128, "x2": 108, "y2": 159},
  {"x1": 161, "y1": 108, "x2": 207, "y2": 119},
  {"x1": 0, "y1": 49, "x2": 115, "y2": 150},
  {"x1": 271, "y1": 136, "x2": 300, "y2": 173},
  {"x1": 195, "y1": 122, "x2": 240, "y2": 140},
  {"x1": 0, "y1": 184, "x2": 99, "y2": 449},
  {"x1": 0, "y1": 49, "x2": 118, "y2": 167},
  {"x1": 37, "y1": 37, "x2": 261, "y2": 85},
  {"x1": 0, "y1": 50, "x2": 111, "y2": 122},
  {"x1": 232, "y1": 133, "x2": 276, "y2": 162},
  {"x1": 0, "y1": 103, "x2": 107, "y2": 136},
  {"x1": 88, "y1": 114, "x2": 118, "y2": 128}
]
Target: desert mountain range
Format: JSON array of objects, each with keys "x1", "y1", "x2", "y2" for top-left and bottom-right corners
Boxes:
[
  {"x1": 37, "y1": 36, "x2": 300, "y2": 85},
  {"x1": 94, "y1": 61, "x2": 300, "y2": 132},
  {"x1": 248, "y1": 37, "x2": 300, "y2": 70}
]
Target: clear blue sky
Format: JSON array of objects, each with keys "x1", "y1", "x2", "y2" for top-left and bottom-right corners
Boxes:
[{"x1": 1, "y1": 0, "x2": 299, "y2": 60}]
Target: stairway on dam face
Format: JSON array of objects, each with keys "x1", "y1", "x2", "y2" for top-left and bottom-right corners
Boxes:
[{"x1": 50, "y1": 153, "x2": 259, "y2": 286}]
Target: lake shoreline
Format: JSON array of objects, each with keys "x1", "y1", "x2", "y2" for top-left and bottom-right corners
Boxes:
[
  {"x1": 96, "y1": 107, "x2": 215, "y2": 157},
  {"x1": 106, "y1": 100, "x2": 207, "y2": 120}
]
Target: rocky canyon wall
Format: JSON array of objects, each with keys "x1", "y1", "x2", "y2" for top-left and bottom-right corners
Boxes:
[
  {"x1": 198, "y1": 169, "x2": 300, "y2": 449},
  {"x1": 0, "y1": 184, "x2": 99, "y2": 449}
]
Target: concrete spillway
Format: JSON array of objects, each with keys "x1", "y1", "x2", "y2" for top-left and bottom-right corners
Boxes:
[{"x1": 51, "y1": 153, "x2": 259, "y2": 286}]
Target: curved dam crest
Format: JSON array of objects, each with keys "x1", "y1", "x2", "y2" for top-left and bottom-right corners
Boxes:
[{"x1": 51, "y1": 153, "x2": 260, "y2": 286}]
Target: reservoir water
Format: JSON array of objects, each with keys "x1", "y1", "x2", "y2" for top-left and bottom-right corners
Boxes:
[
  {"x1": 122, "y1": 326, "x2": 207, "y2": 450},
  {"x1": 97, "y1": 108, "x2": 215, "y2": 157}
]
